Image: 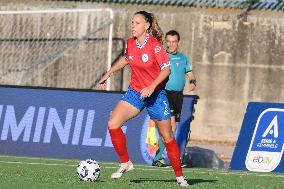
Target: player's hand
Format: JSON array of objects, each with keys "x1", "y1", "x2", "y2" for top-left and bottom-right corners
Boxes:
[
  {"x1": 98, "y1": 73, "x2": 110, "y2": 89},
  {"x1": 140, "y1": 85, "x2": 155, "y2": 99}
]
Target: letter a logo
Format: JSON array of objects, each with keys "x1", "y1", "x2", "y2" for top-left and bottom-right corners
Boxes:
[{"x1": 262, "y1": 116, "x2": 278, "y2": 138}]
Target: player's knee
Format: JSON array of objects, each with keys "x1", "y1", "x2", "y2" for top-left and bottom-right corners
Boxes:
[
  {"x1": 164, "y1": 137, "x2": 174, "y2": 143},
  {"x1": 161, "y1": 134, "x2": 174, "y2": 143},
  {"x1": 108, "y1": 118, "x2": 120, "y2": 129}
]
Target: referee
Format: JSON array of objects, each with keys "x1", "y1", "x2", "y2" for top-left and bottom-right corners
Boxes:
[{"x1": 152, "y1": 30, "x2": 196, "y2": 167}]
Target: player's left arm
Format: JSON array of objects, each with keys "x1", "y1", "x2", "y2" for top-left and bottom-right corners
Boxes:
[
  {"x1": 150, "y1": 66, "x2": 171, "y2": 89},
  {"x1": 140, "y1": 41, "x2": 170, "y2": 99},
  {"x1": 140, "y1": 66, "x2": 170, "y2": 99},
  {"x1": 186, "y1": 71, "x2": 196, "y2": 91},
  {"x1": 185, "y1": 56, "x2": 196, "y2": 91}
]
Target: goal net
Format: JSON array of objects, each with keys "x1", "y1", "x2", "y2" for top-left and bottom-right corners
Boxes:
[{"x1": 0, "y1": 8, "x2": 113, "y2": 90}]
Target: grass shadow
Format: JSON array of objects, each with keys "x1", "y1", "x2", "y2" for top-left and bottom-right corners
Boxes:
[{"x1": 130, "y1": 178, "x2": 217, "y2": 185}]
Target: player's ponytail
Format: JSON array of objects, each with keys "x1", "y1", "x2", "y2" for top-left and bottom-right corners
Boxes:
[
  {"x1": 135, "y1": 11, "x2": 164, "y2": 44},
  {"x1": 149, "y1": 13, "x2": 164, "y2": 44}
]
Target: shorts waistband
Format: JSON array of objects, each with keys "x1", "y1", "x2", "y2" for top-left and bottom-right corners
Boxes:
[
  {"x1": 129, "y1": 86, "x2": 165, "y2": 94},
  {"x1": 165, "y1": 90, "x2": 183, "y2": 94}
]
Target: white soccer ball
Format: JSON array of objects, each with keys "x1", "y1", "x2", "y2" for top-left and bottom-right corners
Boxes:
[{"x1": 77, "y1": 159, "x2": 101, "y2": 181}]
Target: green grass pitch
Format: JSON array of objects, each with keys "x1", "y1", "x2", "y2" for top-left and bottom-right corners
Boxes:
[{"x1": 0, "y1": 156, "x2": 283, "y2": 189}]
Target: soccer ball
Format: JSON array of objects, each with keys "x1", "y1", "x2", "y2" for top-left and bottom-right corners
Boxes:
[{"x1": 77, "y1": 159, "x2": 101, "y2": 181}]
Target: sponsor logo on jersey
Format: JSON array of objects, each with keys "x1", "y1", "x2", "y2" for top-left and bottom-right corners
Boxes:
[
  {"x1": 154, "y1": 46, "x2": 161, "y2": 53},
  {"x1": 163, "y1": 101, "x2": 170, "y2": 116}
]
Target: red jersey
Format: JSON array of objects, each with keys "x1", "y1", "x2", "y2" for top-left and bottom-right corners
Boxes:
[{"x1": 125, "y1": 34, "x2": 170, "y2": 92}]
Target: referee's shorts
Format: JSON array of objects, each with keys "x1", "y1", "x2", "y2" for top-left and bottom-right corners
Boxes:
[{"x1": 165, "y1": 90, "x2": 183, "y2": 122}]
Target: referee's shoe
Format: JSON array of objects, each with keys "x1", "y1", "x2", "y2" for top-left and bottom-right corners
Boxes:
[
  {"x1": 152, "y1": 159, "x2": 188, "y2": 168},
  {"x1": 152, "y1": 159, "x2": 169, "y2": 168}
]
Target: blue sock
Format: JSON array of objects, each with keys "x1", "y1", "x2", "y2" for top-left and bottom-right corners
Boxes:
[
  {"x1": 153, "y1": 130, "x2": 176, "y2": 162},
  {"x1": 173, "y1": 130, "x2": 176, "y2": 139},
  {"x1": 154, "y1": 137, "x2": 165, "y2": 161}
]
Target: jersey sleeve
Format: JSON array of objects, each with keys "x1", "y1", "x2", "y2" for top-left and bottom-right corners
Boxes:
[
  {"x1": 152, "y1": 41, "x2": 170, "y2": 70},
  {"x1": 185, "y1": 56, "x2": 192, "y2": 73}
]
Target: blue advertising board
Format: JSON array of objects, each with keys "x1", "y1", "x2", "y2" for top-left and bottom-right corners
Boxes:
[
  {"x1": 0, "y1": 85, "x2": 197, "y2": 164},
  {"x1": 230, "y1": 102, "x2": 284, "y2": 172}
]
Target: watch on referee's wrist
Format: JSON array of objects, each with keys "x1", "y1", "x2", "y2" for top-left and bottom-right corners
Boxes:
[{"x1": 189, "y1": 79, "x2": 196, "y2": 86}]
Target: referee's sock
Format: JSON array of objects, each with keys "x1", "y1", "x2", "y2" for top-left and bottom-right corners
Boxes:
[
  {"x1": 153, "y1": 138, "x2": 165, "y2": 162},
  {"x1": 153, "y1": 130, "x2": 176, "y2": 162}
]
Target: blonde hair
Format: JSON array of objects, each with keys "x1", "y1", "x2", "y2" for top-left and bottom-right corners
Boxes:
[{"x1": 134, "y1": 11, "x2": 164, "y2": 44}]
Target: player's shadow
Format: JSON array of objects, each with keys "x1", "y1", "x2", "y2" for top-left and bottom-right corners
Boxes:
[{"x1": 130, "y1": 178, "x2": 217, "y2": 185}]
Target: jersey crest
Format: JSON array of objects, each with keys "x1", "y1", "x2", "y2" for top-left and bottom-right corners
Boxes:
[{"x1": 142, "y1": 54, "x2": 148, "y2": 62}]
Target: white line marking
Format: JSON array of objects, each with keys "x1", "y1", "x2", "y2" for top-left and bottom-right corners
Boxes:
[
  {"x1": 0, "y1": 155, "x2": 150, "y2": 167},
  {"x1": 0, "y1": 160, "x2": 76, "y2": 167},
  {"x1": 0, "y1": 160, "x2": 283, "y2": 178}
]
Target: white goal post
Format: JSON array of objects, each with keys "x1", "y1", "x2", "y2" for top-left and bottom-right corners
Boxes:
[{"x1": 0, "y1": 8, "x2": 113, "y2": 90}]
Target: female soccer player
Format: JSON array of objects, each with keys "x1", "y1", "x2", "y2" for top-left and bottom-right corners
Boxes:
[{"x1": 98, "y1": 10, "x2": 188, "y2": 187}]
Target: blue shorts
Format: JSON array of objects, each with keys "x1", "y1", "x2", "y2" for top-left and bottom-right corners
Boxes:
[{"x1": 122, "y1": 87, "x2": 171, "y2": 120}]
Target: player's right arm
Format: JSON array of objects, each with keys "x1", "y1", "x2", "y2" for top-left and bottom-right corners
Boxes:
[{"x1": 98, "y1": 56, "x2": 128, "y2": 89}]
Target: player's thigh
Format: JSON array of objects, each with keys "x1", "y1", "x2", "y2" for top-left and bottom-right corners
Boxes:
[
  {"x1": 155, "y1": 119, "x2": 174, "y2": 143},
  {"x1": 108, "y1": 100, "x2": 140, "y2": 129}
]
